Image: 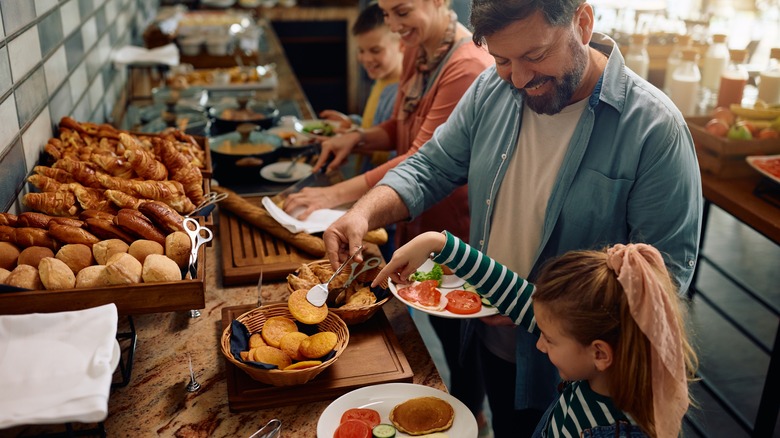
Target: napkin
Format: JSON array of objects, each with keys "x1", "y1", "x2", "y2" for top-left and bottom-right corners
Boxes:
[
  {"x1": 0, "y1": 304, "x2": 119, "y2": 428},
  {"x1": 261, "y1": 196, "x2": 346, "y2": 234},
  {"x1": 111, "y1": 43, "x2": 180, "y2": 67}
]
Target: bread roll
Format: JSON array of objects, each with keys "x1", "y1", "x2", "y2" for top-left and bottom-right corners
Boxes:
[
  {"x1": 165, "y1": 231, "x2": 191, "y2": 269},
  {"x1": 0, "y1": 268, "x2": 11, "y2": 284},
  {"x1": 142, "y1": 254, "x2": 182, "y2": 282},
  {"x1": 17, "y1": 246, "x2": 55, "y2": 268},
  {"x1": 6, "y1": 265, "x2": 43, "y2": 290},
  {"x1": 0, "y1": 241, "x2": 20, "y2": 270},
  {"x1": 138, "y1": 201, "x2": 185, "y2": 233},
  {"x1": 39, "y1": 257, "x2": 76, "y2": 290},
  {"x1": 17, "y1": 212, "x2": 52, "y2": 228},
  {"x1": 13, "y1": 227, "x2": 56, "y2": 249},
  {"x1": 56, "y1": 244, "x2": 94, "y2": 274},
  {"x1": 48, "y1": 217, "x2": 85, "y2": 229},
  {"x1": 93, "y1": 239, "x2": 129, "y2": 265},
  {"x1": 85, "y1": 218, "x2": 135, "y2": 243},
  {"x1": 128, "y1": 240, "x2": 164, "y2": 264},
  {"x1": 114, "y1": 209, "x2": 166, "y2": 245},
  {"x1": 75, "y1": 265, "x2": 110, "y2": 288},
  {"x1": 104, "y1": 252, "x2": 142, "y2": 284},
  {"x1": 48, "y1": 223, "x2": 100, "y2": 247},
  {"x1": 0, "y1": 213, "x2": 18, "y2": 227},
  {"x1": 0, "y1": 225, "x2": 15, "y2": 243}
]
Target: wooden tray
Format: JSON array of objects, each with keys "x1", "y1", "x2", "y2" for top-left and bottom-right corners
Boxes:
[
  {"x1": 219, "y1": 196, "x2": 321, "y2": 285},
  {"x1": 0, "y1": 243, "x2": 206, "y2": 316},
  {"x1": 222, "y1": 304, "x2": 413, "y2": 411}
]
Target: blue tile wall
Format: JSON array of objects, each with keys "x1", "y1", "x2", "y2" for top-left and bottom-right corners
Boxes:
[{"x1": 0, "y1": 0, "x2": 157, "y2": 213}]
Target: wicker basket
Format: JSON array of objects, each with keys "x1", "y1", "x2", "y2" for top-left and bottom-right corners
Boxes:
[
  {"x1": 220, "y1": 303, "x2": 349, "y2": 386},
  {"x1": 287, "y1": 259, "x2": 391, "y2": 325}
]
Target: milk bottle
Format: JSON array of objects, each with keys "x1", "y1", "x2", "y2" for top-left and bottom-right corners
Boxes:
[
  {"x1": 757, "y1": 48, "x2": 780, "y2": 105},
  {"x1": 625, "y1": 34, "x2": 650, "y2": 80},
  {"x1": 669, "y1": 48, "x2": 702, "y2": 115},
  {"x1": 664, "y1": 34, "x2": 693, "y2": 94}
]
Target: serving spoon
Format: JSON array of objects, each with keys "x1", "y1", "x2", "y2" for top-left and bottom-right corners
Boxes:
[{"x1": 306, "y1": 245, "x2": 363, "y2": 307}]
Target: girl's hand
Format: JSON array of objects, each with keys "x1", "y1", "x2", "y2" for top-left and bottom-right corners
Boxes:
[
  {"x1": 312, "y1": 131, "x2": 362, "y2": 172},
  {"x1": 283, "y1": 187, "x2": 340, "y2": 220},
  {"x1": 372, "y1": 232, "x2": 446, "y2": 288}
]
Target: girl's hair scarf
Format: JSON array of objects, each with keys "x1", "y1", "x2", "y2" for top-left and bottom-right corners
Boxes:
[{"x1": 606, "y1": 243, "x2": 688, "y2": 438}]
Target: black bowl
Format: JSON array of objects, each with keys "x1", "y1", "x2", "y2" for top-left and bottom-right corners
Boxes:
[
  {"x1": 209, "y1": 123, "x2": 284, "y2": 183},
  {"x1": 208, "y1": 96, "x2": 280, "y2": 134}
]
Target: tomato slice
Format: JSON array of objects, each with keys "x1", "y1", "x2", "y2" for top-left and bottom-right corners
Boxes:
[
  {"x1": 445, "y1": 290, "x2": 482, "y2": 315},
  {"x1": 416, "y1": 280, "x2": 442, "y2": 307},
  {"x1": 333, "y1": 419, "x2": 372, "y2": 438},
  {"x1": 340, "y1": 408, "x2": 381, "y2": 429}
]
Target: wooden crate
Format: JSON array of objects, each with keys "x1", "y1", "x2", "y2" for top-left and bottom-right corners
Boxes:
[
  {"x1": 688, "y1": 116, "x2": 780, "y2": 179},
  {"x1": 0, "y1": 243, "x2": 206, "y2": 316}
]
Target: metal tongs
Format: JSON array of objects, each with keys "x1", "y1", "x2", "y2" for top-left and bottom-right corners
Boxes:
[
  {"x1": 306, "y1": 245, "x2": 363, "y2": 307},
  {"x1": 248, "y1": 419, "x2": 281, "y2": 438},
  {"x1": 186, "y1": 192, "x2": 228, "y2": 217}
]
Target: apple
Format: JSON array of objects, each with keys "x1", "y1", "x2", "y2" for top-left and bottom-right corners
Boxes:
[
  {"x1": 705, "y1": 118, "x2": 730, "y2": 137},
  {"x1": 758, "y1": 127, "x2": 780, "y2": 139},
  {"x1": 712, "y1": 106, "x2": 735, "y2": 126},
  {"x1": 738, "y1": 120, "x2": 761, "y2": 136},
  {"x1": 727, "y1": 123, "x2": 753, "y2": 140}
]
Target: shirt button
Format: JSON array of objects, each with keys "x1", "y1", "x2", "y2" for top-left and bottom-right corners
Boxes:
[
  {"x1": 479, "y1": 240, "x2": 484, "y2": 246},
  {"x1": 501, "y1": 154, "x2": 507, "y2": 160},
  {"x1": 688, "y1": 259, "x2": 695, "y2": 267},
  {"x1": 486, "y1": 199, "x2": 491, "y2": 206}
]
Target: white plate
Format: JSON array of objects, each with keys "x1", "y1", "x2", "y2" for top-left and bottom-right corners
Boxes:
[
  {"x1": 110, "y1": 339, "x2": 121, "y2": 372},
  {"x1": 265, "y1": 127, "x2": 317, "y2": 148},
  {"x1": 746, "y1": 154, "x2": 780, "y2": 184},
  {"x1": 260, "y1": 162, "x2": 313, "y2": 183},
  {"x1": 389, "y1": 260, "x2": 498, "y2": 319},
  {"x1": 298, "y1": 119, "x2": 344, "y2": 137},
  {"x1": 317, "y1": 383, "x2": 477, "y2": 438}
]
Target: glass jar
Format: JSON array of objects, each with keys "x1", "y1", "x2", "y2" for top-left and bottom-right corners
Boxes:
[
  {"x1": 625, "y1": 34, "x2": 650, "y2": 80},
  {"x1": 716, "y1": 49, "x2": 749, "y2": 108},
  {"x1": 669, "y1": 48, "x2": 702, "y2": 115},
  {"x1": 701, "y1": 33, "x2": 730, "y2": 94},
  {"x1": 757, "y1": 47, "x2": 780, "y2": 105},
  {"x1": 664, "y1": 34, "x2": 693, "y2": 95}
]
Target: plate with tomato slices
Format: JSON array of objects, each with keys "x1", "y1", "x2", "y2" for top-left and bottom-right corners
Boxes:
[
  {"x1": 388, "y1": 260, "x2": 499, "y2": 319},
  {"x1": 747, "y1": 154, "x2": 780, "y2": 184},
  {"x1": 317, "y1": 383, "x2": 478, "y2": 438}
]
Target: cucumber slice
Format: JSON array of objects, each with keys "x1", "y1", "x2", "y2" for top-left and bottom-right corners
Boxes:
[
  {"x1": 372, "y1": 423, "x2": 397, "y2": 438},
  {"x1": 481, "y1": 296, "x2": 494, "y2": 307}
]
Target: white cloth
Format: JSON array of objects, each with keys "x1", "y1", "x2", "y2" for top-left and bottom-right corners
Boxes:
[
  {"x1": 0, "y1": 304, "x2": 120, "y2": 428},
  {"x1": 261, "y1": 196, "x2": 346, "y2": 234},
  {"x1": 111, "y1": 43, "x2": 180, "y2": 67}
]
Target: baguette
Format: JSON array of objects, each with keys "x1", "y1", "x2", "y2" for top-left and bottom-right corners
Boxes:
[{"x1": 212, "y1": 186, "x2": 326, "y2": 257}]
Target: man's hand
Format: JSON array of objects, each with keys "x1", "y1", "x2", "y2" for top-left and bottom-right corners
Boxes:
[{"x1": 323, "y1": 210, "x2": 370, "y2": 269}]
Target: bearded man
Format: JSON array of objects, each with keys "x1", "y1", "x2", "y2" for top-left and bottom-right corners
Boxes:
[{"x1": 323, "y1": 1, "x2": 702, "y2": 436}]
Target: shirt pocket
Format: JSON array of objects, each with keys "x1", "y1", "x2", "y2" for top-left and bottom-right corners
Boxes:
[{"x1": 559, "y1": 169, "x2": 634, "y2": 241}]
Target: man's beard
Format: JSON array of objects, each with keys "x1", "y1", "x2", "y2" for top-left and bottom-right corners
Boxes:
[{"x1": 521, "y1": 36, "x2": 588, "y2": 115}]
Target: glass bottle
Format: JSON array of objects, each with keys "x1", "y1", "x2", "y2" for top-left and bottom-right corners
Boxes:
[
  {"x1": 701, "y1": 34, "x2": 730, "y2": 96},
  {"x1": 757, "y1": 47, "x2": 780, "y2": 105},
  {"x1": 664, "y1": 34, "x2": 693, "y2": 94},
  {"x1": 669, "y1": 48, "x2": 702, "y2": 116},
  {"x1": 716, "y1": 49, "x2": 749, "y2": 108},
  {"x1": 625, "y1": 34, "x2": 650, "y2": 80}
]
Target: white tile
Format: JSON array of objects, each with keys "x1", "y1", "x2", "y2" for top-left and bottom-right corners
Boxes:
[
  {"x1": 21, "y1": 107, "x2": 53, "y2": 173},
  {"x1": 69, "y1": 63, "x2": 88, "y2": 104},
  {"x1": 34, "y1": 0, "x2": 59, "y2": 16},
  {"x1": 0, "y1": 8, "x2": 4, "y2": 39},
  {"x1": 44, "y1": 45, "x2": 68, "y2": 95},
  {"x1": 88, "y1": 75, "x2": 104, "y2": 115},
  {"x1": 0, "y1": 96, "x2": 20, "y2": 155},
  {"x1": 8, "y1": 27, "x2": 42, "y2": 83},
  {"x1": 81, "y1": 17, "x2": 98, "y2": 50},
  {"x1": 97, "y1": 34, "x2": 111, "y2": 65},
  {"x1": 104, "y1": 0, "x2": 118, "y2": 22},
  {"x1": 115, "y1": 10, "x2": 128, "y2": 37},
  {"x1": 60, "y1": 0, "x2": 81, "y2": 38}
]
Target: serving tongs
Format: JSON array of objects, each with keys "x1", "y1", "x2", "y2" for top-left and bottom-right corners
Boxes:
[
  {"x1": 248, "y1": 419, "x2": 281, "y2": 438},
  {"x1": 306, "y1": 245, "x2": 363, "y2": 307}
]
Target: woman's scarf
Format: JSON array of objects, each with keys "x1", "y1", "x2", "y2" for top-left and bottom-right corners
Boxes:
[
  {"x1": 400, "y1": 10, "x2": 458, "y2": 119},
  {"x1": 605, "y1": 243, "x2": 688, "y2": 438}
]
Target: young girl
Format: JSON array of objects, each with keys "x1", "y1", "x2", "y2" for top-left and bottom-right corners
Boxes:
[{"x1": 373, "y1": 231, "x2": 698, "y2": 438}]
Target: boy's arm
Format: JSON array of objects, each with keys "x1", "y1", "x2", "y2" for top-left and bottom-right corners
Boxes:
[{"x1": 432, "y1": 231, "x2": 537, "y2": 333}]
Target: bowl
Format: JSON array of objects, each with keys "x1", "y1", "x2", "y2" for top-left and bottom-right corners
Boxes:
[
  {"x1": 265, "y1": 126, "x2": 319, "y2": 157},
  {"x1": 208, "y1": 96, "x2": 280, "y2": 134},
  {"x1": 205, "y1": 34, "x2": 232, "y2": 56},
  {"x1": 210, "y1": 123, "x2": 284, "y2": 182},
  {"x1": 178, "y1": 35, "x2": 204, "y2": 56},
  {"x1": 220, "y1": 303, "x2": 349, "y2": 386},
  {"x1": 151, "y1": 86, "x2": 208, "y2": 107},
  {"x1": 140, "y1": 111, "x2": 211, "y2": 137},
  {"x1": 138, "y1": 102, "x2": 205, "y2": 124},
  {"x1": 287, "y1": 259, "x2": 391, "y2": 325}
]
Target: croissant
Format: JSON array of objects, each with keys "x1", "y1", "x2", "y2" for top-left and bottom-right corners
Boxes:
[
  {"x1": 90, "y1": 153, "x2": 134, "y2": 178},
  {"x1": 124, "y1": 148, "x2": 168, "y2": 181},
  {"x1": 34, "y1": 166, "x2": 76, "y2": 184},
  {"x1": 69, "y1": 183, "x2": 114, "y2": 212},
  {"x1": 59, "y1": 127, "x2": 88, "y2": 151},
  {"x1": 60, "y1": 116, "x2": 120, "y2": 140},
  {"x1": 154, "y1": 138, "x2": 188, "y2": 173},
  {"x1": 23, "y1": 192, "x2": 78, "y2": 217},
  {"x1": 154, "y1": 138, "x2": 204, "y2": 203},
  {"x1": 27, "y1": 174, "x2": 66, "y2": 192},
  {"x1": 118, "y1": 132, "x2": 145, "y2": 152},
  {"x1": 105, "y1": 189, "x2": 144, "y2": 209},
  {"x1": 52, "y1": 158, "x2": 102, "y2": 188},
  {"x1": 44, "y1": 139, "x2": 64, "y2": 161},
  {"x1": 130, "y1": 180, "x2": 195, "y2": 214}
]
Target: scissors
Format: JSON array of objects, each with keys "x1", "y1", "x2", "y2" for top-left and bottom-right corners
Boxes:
[{"x1": 183, "y1": 217, "x2": 213, "y2": 280}]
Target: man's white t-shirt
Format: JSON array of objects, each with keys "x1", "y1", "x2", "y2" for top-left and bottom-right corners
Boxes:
[{"x1": 480, "y1": 98, "x2": 589, "y2": 362}]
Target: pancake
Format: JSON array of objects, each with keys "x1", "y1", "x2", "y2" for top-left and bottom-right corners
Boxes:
[{"x1": 389, "y1": 396, "x2": 455, "y2": 436}]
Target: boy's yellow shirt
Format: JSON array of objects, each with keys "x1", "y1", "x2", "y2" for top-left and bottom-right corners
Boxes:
[{"x1": 361, "y1": 77, "x2": 398, "y2": 129}]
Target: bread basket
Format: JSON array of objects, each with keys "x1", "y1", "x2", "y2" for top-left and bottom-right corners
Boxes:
[
  {"x1": 220, "y1": 303, "x2": 349, "y2": 386},
  {"x1": 287, "y1": 259, "x2": 391, "y2": 325}
]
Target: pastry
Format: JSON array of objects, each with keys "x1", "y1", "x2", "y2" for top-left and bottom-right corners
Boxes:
[
  {"x1": 92, "y1": 239, "x2": 130, "y2": 265},
  {"x1": 114, "y1": 209, "x2": 166, "y2": 244},
  {"x1": 138, "y1": 201, "x2": 185, "y2": 233},
  {"x1": 104, "y1": 252, "x2": 142, "y2": 284},
  {"x1": 85, "y1": 218, "x2": 135, "y2": 243},
  {"x1": 13, "y1": 227, "x2": 57, "y2": 249},
  {"x1": 38, "y1": 257, "x2": 76, "y2": 290},
  {"x1": 48, "y1": 223, "x2": 100, "y2": 247},
  {"x1": 5, "y1": 264, "x2": 43, "y2": 290},
  {"x1": 165, "y1": 231, "x2": 191, "y2": 269},
  {"x1": 128, "y1": 240, "x2": 164, "y2": 264},
  {"x1": 0, "y1": 213, "x2": 18, "y2": 227},
  {"x1": 141, "y1": 254, "x2": 181, "y2": 282},
  {"x1": 75, "y1": 265, "x2": 110, "y2": 288},
  {"x1": 55, "y1": 243, "x2": 94, "y2": 274},
  {"x1": 17, "y1": 212, "x2": 53, "y2": 228}
]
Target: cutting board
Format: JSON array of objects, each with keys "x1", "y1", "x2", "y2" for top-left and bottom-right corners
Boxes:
[
  {"x1": 219, "y1": 196, "x2": 321, "y2": 285},
  {"x1": 222, "y1": 304, "x2": 414, "y2": 411}
]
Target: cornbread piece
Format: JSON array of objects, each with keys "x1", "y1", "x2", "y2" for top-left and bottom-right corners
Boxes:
[
  {"x1": 260, "y1": 316, "x2": 298, "y2": 348},
  {"x1": 390, "y1": 397, "x2": 454, "y2": 436},
  {"x1": 287, "y1": 289, "x2": 328, "y2": 324},
  {"x1": 298, "y1": 331, "x2": 337, "y2": 359}
]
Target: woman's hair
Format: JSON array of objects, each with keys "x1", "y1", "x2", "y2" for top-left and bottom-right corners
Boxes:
[
  {"x1": 532, "y1": 248, "x2": 698, "y2": 438},
  {"x1": 353, "y1": 3, "x2": 387, "y2": 36},
  {"x1": 470, "y1": 0, "x2": 583, "y2": 45}
]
